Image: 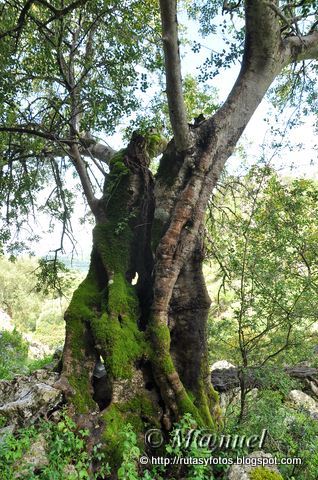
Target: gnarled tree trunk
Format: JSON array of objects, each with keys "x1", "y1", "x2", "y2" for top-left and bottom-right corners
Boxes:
[{"x1": 57, "y1": 131, "x2": 221, "y2": 467}]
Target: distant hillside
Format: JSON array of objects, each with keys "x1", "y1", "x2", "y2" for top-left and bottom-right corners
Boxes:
[{"x1": 46, "y1": 255, "x2": 90, "y2": 272}]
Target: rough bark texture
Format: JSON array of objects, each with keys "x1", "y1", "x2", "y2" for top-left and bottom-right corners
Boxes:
[{"x1": 55, "y1": 132, "x2": 220, "y2": 470}]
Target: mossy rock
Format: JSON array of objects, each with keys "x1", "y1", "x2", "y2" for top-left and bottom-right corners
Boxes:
[{"x1": 250, "y1": 466, "x2": 284, "y2": 480}]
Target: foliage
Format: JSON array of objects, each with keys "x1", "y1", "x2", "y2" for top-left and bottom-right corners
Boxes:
[
  {"x1": 0, "y1": 0, "x2": 163, "y2": 255},
  {"x1": 124, "y1": 74, "x2": 219, "y2": 141},
  {"x1": 117, "y1": 424, "x2": 141, "y2": 480},
  {"x1": 0, "y1": 328, "x2": 54, "y2": 380},
  {"x1": 0, "y1": 255, "x2": 83, "y2": 379},
  {"x1": 34, "y1": 257, "x2": 79, "y2": 297},
  {"x1": 225, "y1": 389, "x2": 318, "y2": 480},
  {"x1": 165, "y1": 413, "x2": 215, "y2": 480},
  {"x1": 207, "y1": 167, "x2": 318, "y2": 368},
  {"x1": 186, "y1": 0, "x2": 317, "y2": 118},
  {"x1": 250, "y1": 467, "x2": 283, "y2": 480},
  {"x1": 0, "y1": 256, "x2": 47, "y2": 332},
  {"x1": 0, "y1": 255, "x2": 82, "y2": 333},
  {"x1": 1, "y1": 407, "x2": 317, "y2": 479},
  {"x1": 0, "y1": 412, "x2": 110, "y2": 479},
  {"x1": 0, "y1": 424, "x2": 38, "y2": 479},
  {"x1": 0, "y1": 329, "x2": 28, "y2": 379}
]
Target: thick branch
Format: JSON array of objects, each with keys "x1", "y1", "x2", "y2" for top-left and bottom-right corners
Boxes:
[
  {"x1": 202, "y1": 0, "x2": 283, "y2": 177},
  {"x1": 0, "y1": 125, "x2": 115, "y2": 164},
  {"x1": 282, "y1": 30, "x2": 318, "y2": 65},
  {"x1": 80, "y1": 136, "x2": 115, "y2": 164},
  {"x1": 69, "y1": 143, "x2": 98, "y2": 213},
  {"x1": 159, "y1": 0, "x2": 189, "y2": 151}
]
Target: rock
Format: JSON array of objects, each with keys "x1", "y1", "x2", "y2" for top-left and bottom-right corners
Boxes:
[
  {"x1": 211, "y1": 360, "x2": 236, "y2": 371},
  {"x1": 287, "y1": 389, "x2": 318, "y2": 419},
  {"x1": 0, "y1": 369, "x2": 63, "y2": 427},
  {"x1": 308, "y1": 380, "x2": 318, "y2": 399},
  {"x1": 14, "y1": 433, "x2": 49, "y2": 478},
  {"x1": 63, "y1": 464, "x2": 78, "y2": 477},
  {"x1": 211, "y1": 364, "x2": 318, "y2": 393},
  {"x1": 0, "y1": 309, "x2": 14, "y2": 332},
  {"x1": 228, "y1": 451, "x2": 282, "y2": 480},
  {"x1": 42, "y1": 345, "x2": 64, "y2": 373},
  {"x1": 53, "y1": 345, "x2": 64, "y2": 361},
  {"x1": 220, "y1": 388, "x2": 241, "y2": 411},
  {"x1": 22, "y1": 333, "x2": 52, "y2": 359},
  {"x1": 0, "y1": 424, "x2": 15, "y2": 444}
]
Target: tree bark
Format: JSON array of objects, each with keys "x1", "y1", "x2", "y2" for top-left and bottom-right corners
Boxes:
[{"x1": 55, "y1": 132, "x2": 220, "y2": 470}]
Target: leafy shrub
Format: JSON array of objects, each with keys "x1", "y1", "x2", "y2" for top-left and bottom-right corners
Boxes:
[
  {"x1": 0, "y1": 412, "x2": 110, "y2": 479},
  {"x1": 0, "y1": 329, "x2": 28, "y2": 379},
  {"x1": 225, "y1": 389, "x2": 318, "y2": 480}
]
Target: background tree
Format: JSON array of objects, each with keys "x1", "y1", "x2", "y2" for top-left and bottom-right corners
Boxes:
[
  {"x1": 207, "y1": 166, "x2": 318, "y2": 420},
  {"x1": 0, "y1": 0, "x2": 318, "y2": 468}
]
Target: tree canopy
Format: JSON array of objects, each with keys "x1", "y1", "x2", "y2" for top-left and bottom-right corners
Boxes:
[{"x1": 0, "y1": 0, "x2": 317, "y2": 257}]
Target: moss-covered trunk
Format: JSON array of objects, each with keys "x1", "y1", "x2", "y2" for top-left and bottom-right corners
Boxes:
[{"x1": 57, "y1": 132, "x2": 220, "y2": 469}]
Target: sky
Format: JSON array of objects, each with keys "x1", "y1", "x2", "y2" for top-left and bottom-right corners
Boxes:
[{"x1": 27, "y1": 8, "x2": 318, "y2": 260}]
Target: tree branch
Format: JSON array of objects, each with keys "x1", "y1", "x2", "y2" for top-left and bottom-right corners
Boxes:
[
  {"x1": 202, "y1": 0, "x2": 282, "y2": 177},
  {"x1": 159, "y1": 0, "x2": 190, "y2": 151},
  {"x1": 69, "y1": 143, "x2": 98, "y2": 213},
  {"x1": 79, "y1": 135, "x2": 115, "y2": 164},
  {"x1": 282, "y1": 30, "x2": 318, "y2": 65},
  {"x1": 0, "y1": 0, "x2": 90, "y2": 40},
  {"x1": 0, "y1": 125, "x2": 115, "y2": 165},
  {"x1": 0, "y1": 126, "x2": 72, "y2": 144}
]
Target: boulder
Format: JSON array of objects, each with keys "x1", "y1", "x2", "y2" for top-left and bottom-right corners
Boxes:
[
  {"x1": 0, "y1": 369, "x2": 63, "y2": 428},
  {"x1": 22, "y1": 333, "x2": 52, "y2": 359},
  {"x1": 0, "y1": 309, "x2": 14, "y2": 332},
  {"x1": 228, "y1": 451, "x2": 282, "y2": 480},
  {"x1": 211, "y1": 360, "x2": 236, "y2": 371},
  {"x1": 287, "y1": 389, "x2": 318, "y2": 419},
  {"x1": 14, "y1": 433, "x2": 49, "y2": 478}
]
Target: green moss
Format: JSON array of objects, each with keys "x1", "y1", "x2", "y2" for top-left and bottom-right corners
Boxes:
[
  {"x1": 90, "y1": 272, "x2": 144, "y2": 380},
  {"x1": 148, "y1": 322, "x2": 175, "y2": 375},
  {"x1": 68, "y1": 374, "x2": 96, "y2": 413},
  {"x1": 176, "y1": 390, "x2": 205, "y2": 425},
  {"x1": 124, "y1": 394, "x2": 157, "y2": 419},
  {"x1": 108, "y1": 273, "x2": 138, "y2": 314},
  {"x1": 64, "y1": 270, "x2": 101, "y2": 413},
  {"x1": 102, "y1": 405, "x2": 126, "y2": 467},
  {"x1": 91, "y1": 311, "x2": 144, "y2": 379},
  {"x1": 148, "y1": 321, "x2": 214, "y2": 426},
  {"x1": 145, "y1": 132, "x2": 168, "y2": 159},
  {"x1": 192, "y1": 377, "x2": 220, "y2": 428},
  {"x1": 94, "y1": 221, "x2": 132, "y2": 273},
  {"x1": 109, "y1": 149, "x2": 130, "y2": 175},
  {"x1": 250, "y1": 467, "x2": 284, "y2": 480},
  {"x1": 102, "y1": 395, "x2": 156, "y2": 468}
]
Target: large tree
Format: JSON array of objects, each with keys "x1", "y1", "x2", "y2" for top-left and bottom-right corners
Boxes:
[{"x1": 0, "y1": 0, "x2": 317, "y2": 468}]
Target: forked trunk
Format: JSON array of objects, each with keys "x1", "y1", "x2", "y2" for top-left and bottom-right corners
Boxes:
[{"x1": 57, "y1": 132, "x2": 221, "y2": 467}]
